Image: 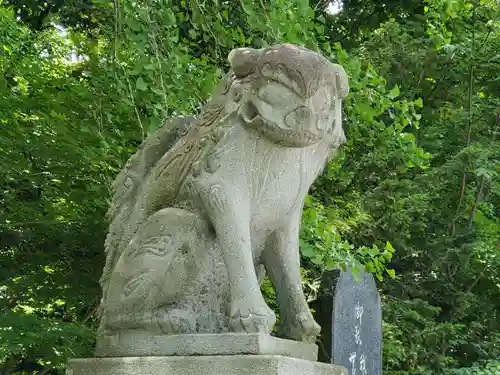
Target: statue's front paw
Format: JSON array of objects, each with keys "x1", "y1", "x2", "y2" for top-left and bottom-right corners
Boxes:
[
  {"x1": 230, "y1": 297, "x2": 276, "y2": 334},
  {"x1": 281, "y1": 310, "x2": 321, "y2": 343}
]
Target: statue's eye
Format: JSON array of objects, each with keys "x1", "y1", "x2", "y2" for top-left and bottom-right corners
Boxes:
[
  {"x1": 257, "y1": 84, "x2": 282, "y2": 104},
  {"x1": 257, "y1": 82, "x2": 301, "y2": 107},
  {"x1": 284, "y1": 106, "x2": 313, "y2": 128}
]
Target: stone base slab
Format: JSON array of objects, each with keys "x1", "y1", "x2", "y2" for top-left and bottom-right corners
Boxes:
[
  {"x1": 67, "y1": 355, "x2": 347, "y2": 375},
  {"x1": 96, "y1": 333, "x2": 318, "y2": 361}
]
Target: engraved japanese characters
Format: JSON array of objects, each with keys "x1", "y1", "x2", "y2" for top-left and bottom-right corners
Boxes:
[
  {"x1": 333, "y1": 271, "x2": 382, "y2": 375},
  {"x1": 96, "y1": 44, "x2": 349, "y2": 353}
]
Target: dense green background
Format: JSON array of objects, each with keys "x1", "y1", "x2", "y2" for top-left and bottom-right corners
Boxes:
[{"x1": 0, "y1": 0, "x2": 498, "y2": 374}]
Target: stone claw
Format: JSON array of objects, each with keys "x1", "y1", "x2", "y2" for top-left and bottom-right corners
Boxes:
[
  {"x1": 229, "y1": 298, "x2": 276, "y2": 334},
  {"x1": 281, "y1": 310, "x2": 321, "y2": 343}
]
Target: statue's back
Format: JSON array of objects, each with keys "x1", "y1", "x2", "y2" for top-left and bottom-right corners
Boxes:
[{"x1": 100, "y1": 116, "x2": 195, "y2": 301}]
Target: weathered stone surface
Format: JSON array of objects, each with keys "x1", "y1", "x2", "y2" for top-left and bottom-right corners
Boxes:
[
  {"x1": 96, "y1": 43, "x2": 350, "y2": 354},
  {"x1": 332, "y1": 270, "x2": 382, "y2": 375},
  {"x1": 96, "y1": 333, "x2": 318, "y2": 361},
  {"x1": 67, "y1": 355, "x2": 348, "y2": 375}
]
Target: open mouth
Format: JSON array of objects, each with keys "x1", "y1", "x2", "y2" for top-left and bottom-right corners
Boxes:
[
  {"x1": 239, "y1": 102, "x2": 322, "y2": 147},
  {"x1": 240, "y1": 101, "x2": 260, "y2": 123}
]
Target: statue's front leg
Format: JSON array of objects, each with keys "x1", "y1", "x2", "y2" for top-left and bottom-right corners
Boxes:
[
  {"x1": 195, "y1": 179, "x2": 276, "y2": 334},
  {"x1": 263, "y1": 206, "x2": 321, "y2": 343}
]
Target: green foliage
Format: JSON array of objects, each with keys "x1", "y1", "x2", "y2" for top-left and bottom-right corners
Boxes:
[
  {"x1": 0, "y1": 0, "x2": 113, "y2": 33},
  {"x1": 0, "y1": 310, "x2": 94, "y2": 371},
  {"x1": 0, "y1": 7, "x2": 107, "y2": 373},
  {"x1": 355, "y1": 1, "x2": 500, "y2": 373},
  {"x1": 300, "y1": 195, "x2": 396, "y2": 280},
  {"x1": 0, "y1": 0, "x2": 499, "y2": 374},
  {"x1": 446, "y1": 360, "x2": 500, "y2": 375}
]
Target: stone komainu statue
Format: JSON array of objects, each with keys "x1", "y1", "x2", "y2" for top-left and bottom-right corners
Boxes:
[{"x1": 96, "y1": 44, "x2": 349, "y2": 353}]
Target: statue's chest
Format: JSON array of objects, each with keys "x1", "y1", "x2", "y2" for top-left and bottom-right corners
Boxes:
[
  {"x1": 248, "y1": 147, "x2": 303, "y2": 200},
  {"x1": 247, "y1": 147, "x2": 314, "y2": 228},
  {"x1": 215, "y1": 128, "x2": 324, "y2": 229}
]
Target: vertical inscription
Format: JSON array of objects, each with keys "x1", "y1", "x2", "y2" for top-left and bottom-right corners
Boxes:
[
  {"x1": 348, "y1": 352, "x2": 357, "y2": 375},
  {"x1": 333, "y1": 270, "x2": 382, "y2": 375},
  {"x1": 359, "y1": 354, "x2": 367, "y2": 375},
  {"x1": 349, "y1": 302, "x2": 367, "y2": 375}
]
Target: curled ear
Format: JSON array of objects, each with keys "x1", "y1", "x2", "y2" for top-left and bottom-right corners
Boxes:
[{"x1": 228, "y1": 47, "x2": 261, "y2": 78}]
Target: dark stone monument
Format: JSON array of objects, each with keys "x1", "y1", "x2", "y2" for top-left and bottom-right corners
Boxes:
[
  {"x1": 311, "y1": 269, "x2": 340, "y2": 363},
  {"x1": 332, "y1": 270, "x2": 382, "y2": 375}
]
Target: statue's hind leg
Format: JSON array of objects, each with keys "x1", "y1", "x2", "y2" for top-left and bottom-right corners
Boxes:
[{"x1": 100, "y1": 207, "x2": 211, "y2": 335}]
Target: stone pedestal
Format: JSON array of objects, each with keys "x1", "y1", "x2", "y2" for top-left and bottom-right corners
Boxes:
[
  {"x1": 68, "y1": 334, "x2": 347, "y2": 375},
  {"x1": 67, "y1": 355, "x2": 347, "y2": 375},
  {"x1": 95, "y1": 333, "x2": 318, "y2": 360}
]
